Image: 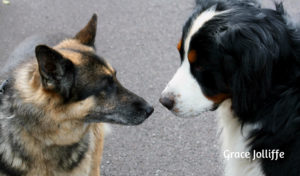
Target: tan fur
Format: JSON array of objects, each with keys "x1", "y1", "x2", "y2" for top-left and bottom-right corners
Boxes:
[
  {"x1": 54, "y1": 39, "x2": 94, "y2": 53},
  {"x1": 14, "y1": 61, "x2": 96, "y2": 120},
  {"x1": 102, "y1": 67, "x2": 114, "y2": 75},
  {"x1": 104, "y1": 62, "x2": 115, "y2": 74},
  {"x1": 58, "y1": 49, "x2": 85, "y2": 65},
  {"x1": 54, "y1": 39, "x2": 94, "y2": 65},
  {"x1": 14, "y1": 56, "x2": 98, "y2": 145},
  {"x1": 54, "y1": 39, "x2": 114, "y2": 75},
  {"x1": 20, "y1": 124, "x2": 105, "y2": 176},
  {"x1": 12, "y1": 39, "x2": 106, "y2": 175},
  {"x1": 90, "y1": 124, "x2": 105, "y2": 176},
  {"x1": 205, "y1": 93, "x2": 230, "y2": 104},
  {"x1": 177, "y1": 39, "x2": 182, "y2": 51}
]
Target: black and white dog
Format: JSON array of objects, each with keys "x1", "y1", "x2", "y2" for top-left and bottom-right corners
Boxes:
[{"x1": 160, "y1": 0, "x2": 300, "y2": 175}]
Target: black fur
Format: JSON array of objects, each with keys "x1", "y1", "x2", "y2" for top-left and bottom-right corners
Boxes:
[
  {"x1": 56, "y1": 133, "x2": 89, "y2": 171},
  {"x1": 182, "y1": 1, "x2": 300, "y2": 175},
  {"x1": 0, "y1": 153, "x2": 24, "y2": 176}
]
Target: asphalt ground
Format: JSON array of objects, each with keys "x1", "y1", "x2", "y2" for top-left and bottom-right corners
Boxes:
[{"x1": 0, "y1": 1, "x2": 299, "y2": 176}]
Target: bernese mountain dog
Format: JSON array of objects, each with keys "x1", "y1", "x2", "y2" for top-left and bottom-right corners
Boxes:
[{"x1": 159, "y1": 0, "x2": 300, "y2": 175}]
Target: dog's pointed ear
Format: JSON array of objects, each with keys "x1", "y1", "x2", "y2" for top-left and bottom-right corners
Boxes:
[
  {"x1": 74, "y1": 14, "x2": 97, "y2": 46},
  {"x1": 35, "y1": 45, "x2": 75, "y2": 99}
]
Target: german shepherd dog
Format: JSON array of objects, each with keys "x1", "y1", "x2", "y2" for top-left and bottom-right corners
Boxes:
[{"x1": 0, "y1": 14, "x2": 154, "y2": 176}]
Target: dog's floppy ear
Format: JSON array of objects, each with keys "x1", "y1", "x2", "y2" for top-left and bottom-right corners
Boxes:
[
  {"x1": 35, "y1": 45, "x2": 75, "y2": 99},
  {"x1": 74, "y1": 14, "x2": 97, "y2": 46},
  {"x1": 219, "y1": 25, "x2": 274, "y2": 120}
]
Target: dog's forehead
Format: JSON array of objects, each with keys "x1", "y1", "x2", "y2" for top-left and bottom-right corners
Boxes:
[
  {"x1": 180, "y1": 6, "x2": 219, "y2": 60},
  {"x1": 180, "y1": 4, "x2": 230, "y2": 63},
  {"x1": 55, "y1": 39, "x2": 94, "y2": 53},
  {"x1": 54, "y1": 39, "x2": 115, "y2": 74}
]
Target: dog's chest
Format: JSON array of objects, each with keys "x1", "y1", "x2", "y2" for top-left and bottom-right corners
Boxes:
[
  {"x1": 27, "y1": 152, "x2": 93, "y2": 176},
  {"x1": 0, "y1": 129, "x2": 95, "y2": 176},
  {"x1": 217, "y1": 100, "x2": 265, "y2": 176},
  {"x1": 24, "y1": 130, "x2": 96, "y2": 176},
  {"x1": 44, "y1": 132, "x2": 95, "y2": 176}
]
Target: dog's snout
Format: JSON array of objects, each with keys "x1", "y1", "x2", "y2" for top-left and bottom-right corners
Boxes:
[
  {"x1": 159, "y1": 96, "x2": 175, "y2": 110},
  {"x1": 132, "y1": 101, "x2": 154, "y2": 117}
]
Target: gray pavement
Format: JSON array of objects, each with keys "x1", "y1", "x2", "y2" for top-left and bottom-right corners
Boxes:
[{"x1": 0, "y1": 1, "x2": 299, "y2": 176}]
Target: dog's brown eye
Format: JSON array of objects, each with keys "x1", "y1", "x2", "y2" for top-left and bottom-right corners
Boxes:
[
  {"x1": 101, "y1": 76, "x2": 115, "y2": 92},
  {"x1": 194, "y1": 66, "x2": 204, "y2": 72},
  {"x1": 105, "y1": 76, "x2": 114, "y2": 85}
]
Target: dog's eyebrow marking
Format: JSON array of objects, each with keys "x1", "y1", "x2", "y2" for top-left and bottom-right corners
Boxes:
[
  {"x1": 188, "y1": 50, "x2": 197, "y2": 63},
  {"x1": 177, "y1": 39, "x2": 182, "y2": 51},
  {"x1": 104, "y1": 62, "x2": 115, "y2": 74},
  {"x1": 57, "y1": 49, "x2": 83, "y2": 65},
  {"x1": 102, "y1": 67, "x2": 114, "y2": 75}
]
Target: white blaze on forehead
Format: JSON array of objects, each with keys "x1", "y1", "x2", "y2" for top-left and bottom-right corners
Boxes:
[{"x1": 184, "y1": 6, "x2": 224, "y2": 56}]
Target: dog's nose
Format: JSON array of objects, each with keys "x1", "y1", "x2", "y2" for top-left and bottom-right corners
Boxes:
[
  {"x1": 145, "y1": 105, "x2": 154, "y2": 116},
  {"x1": 132, "y1": 101, "x2": 154, "y2": 117},
  {"x1": 159, "y1": 96, "x2": 175, "y2": 110}
]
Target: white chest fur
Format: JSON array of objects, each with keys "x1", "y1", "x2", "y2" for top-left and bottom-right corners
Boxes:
[{"x1": 217, "y1": 100, "x2": 265, "y2": 176}]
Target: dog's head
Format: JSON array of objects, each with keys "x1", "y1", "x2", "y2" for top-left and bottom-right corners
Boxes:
[
  {"x1": 160, "y1": 1, "x2": 300, "y2": 119},
  {"x1": 16, "y1": 14, "x2": 153, "y2": 126}
]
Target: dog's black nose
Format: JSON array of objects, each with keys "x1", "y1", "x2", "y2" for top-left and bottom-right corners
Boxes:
[
  {"x1": 132, "y1": 101, "x2": 154, "y2": 117},
  {"x1": 159, "y1": 97, "x2": 175, "y2": 110},
  {"x1": 145, "y1": 105, "x2": 154, "y2": 116}
]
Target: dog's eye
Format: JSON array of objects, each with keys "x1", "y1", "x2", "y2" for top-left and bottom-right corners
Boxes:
[
  {"x1": 97, "y1": 76, "x2": 116, "y2": 95},
  {"x1": 104, "y1": 76, "x2": 114, "y2": 86},
  {"x1": 194, "y1": 66, "x2": 204, "y2": 72}
]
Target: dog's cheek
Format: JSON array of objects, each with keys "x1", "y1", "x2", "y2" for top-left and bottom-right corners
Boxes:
[{"x1": 50, "y1": 96, "x2": 96, "y2": 121}]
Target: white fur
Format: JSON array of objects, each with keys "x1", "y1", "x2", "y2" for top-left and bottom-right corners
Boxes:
[
  {"x1": 161, "y1": 8, "x2": 220, "y2": 118},
  {"x1": 102, "y1": 123, "x2": 112, "y2": 136},
  {"x1": 161, "y1": 58, "x2": 213, "y2": 118},
  {"x1": 184, "y1": 6, "x2": 219, "y2": 54},
  {"x1": 218, "y1": 100, "x2": 265, "y2": 176}
]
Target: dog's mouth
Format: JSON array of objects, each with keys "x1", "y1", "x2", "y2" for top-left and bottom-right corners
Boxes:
[
  {"x1": 170, "y1": 106, "x2": 212, "y2": 118},
  {"x1": 84, "y1": 110, "x2": 152, "y2": 125}
]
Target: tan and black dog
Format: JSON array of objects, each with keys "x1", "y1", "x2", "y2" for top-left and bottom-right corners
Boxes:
[{"x1": 0, "y1": 14, "x2": 153, "y2": 176}]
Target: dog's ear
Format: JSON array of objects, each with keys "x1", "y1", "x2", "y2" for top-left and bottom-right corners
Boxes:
[
  {"x1": 35, "y1": 45, "x2": 75, "y2": 99},
  {"x1": 74, "y1": 14, "x2": 97, "y2": 46},
  {"x1": 219, "y1": 26, "x2": 274, "y2": 120}
]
